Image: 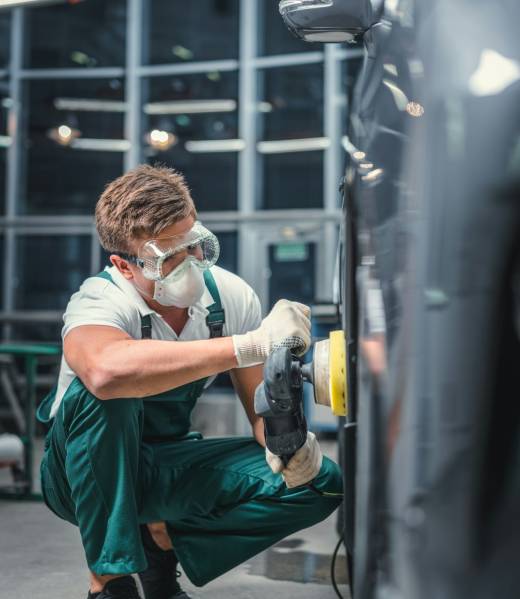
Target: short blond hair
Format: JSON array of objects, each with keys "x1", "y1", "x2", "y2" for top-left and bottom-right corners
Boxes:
[{"x1": 95, "y1": 164, "x2": 196, "y2": 253}]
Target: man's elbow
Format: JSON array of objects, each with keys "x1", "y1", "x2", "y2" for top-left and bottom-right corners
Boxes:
[{"x1": 84, "y1": 363, "x2": 121, "y2": 400}]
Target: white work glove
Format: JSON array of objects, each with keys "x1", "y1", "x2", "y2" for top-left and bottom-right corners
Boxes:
[
  {"x1": 265, "y1": 432, "x2": 323, "y2": 489},
  {"x1": 232, "y1": 299, "x2": 311, "y2": 368}
]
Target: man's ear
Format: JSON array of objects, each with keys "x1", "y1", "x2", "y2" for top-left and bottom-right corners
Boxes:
[{"x1": 110, "y1": 255, "x2": 134, "y2": 280}]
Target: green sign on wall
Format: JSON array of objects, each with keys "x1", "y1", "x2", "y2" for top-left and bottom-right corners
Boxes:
[{"x1": 274, "y1": 242, "x2": 309, "y2": 263}]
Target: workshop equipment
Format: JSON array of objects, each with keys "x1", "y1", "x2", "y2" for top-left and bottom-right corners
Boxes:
[
  {"x1": 254, "y1": 330, "x2": 347, "y2": 464},
  {"x1": 0, "y1": 343, "x2": 61, "y2": 500}
]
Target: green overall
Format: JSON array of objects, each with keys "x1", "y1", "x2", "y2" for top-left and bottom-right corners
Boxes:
[{"x1": 38, "y1": 270, "x2": 343, "y2": 586}]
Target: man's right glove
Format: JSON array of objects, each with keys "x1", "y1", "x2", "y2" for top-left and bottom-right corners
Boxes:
[
  {"x1": 232, "y1": 299, "x2": 311, "y2": 367},
  {"x1": 265, "y1": 432, "x2": 323, "y2": 488}
]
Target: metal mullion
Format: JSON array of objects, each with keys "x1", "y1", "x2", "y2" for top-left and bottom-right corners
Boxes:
[
  {"x1": 199, "y1": 221, "x2": 237, "y2": 233},
  {"x1": 3, "y1": 8, "x2": 24, "y2": 339},
  {"x1": 335, "y1": 47, "x2": 364, "y2": 61},
  {"x1": 19, "y1": 67, "x2": 125, "y2": 80},
  {"x1": 137, "y1": 59, "x2": 239, "y2": 78},
  {"x1": 0, "y1": 215, "x2": 94, "y2": 226},
  {"x1": 253, "y1": 51, "x2": 324, "y2": 69},
  {"x1": 8, "y1": 226, "x2": 93, "y2": 236},
  {"x1": 0, "y1": 311, "x2": 63, "y2": 323},
  {"x1": 200, "y1": 208, "x2": 341, "y2": 222},
  {"x1": 238, "y1": 0, "x2": 259, "y2": 292},
  {"x1": 320, "y1": 44, "x2": 344, "y2": 303},
  {"x1": 90, "y1": 226, "x2": 102, "y2": 275},
  {"x1": 124, "y1": 0, "x2": 143, "y2": 171},
  {"x1": 0, "y1": 209, "x2": 341, "y2": 227}
]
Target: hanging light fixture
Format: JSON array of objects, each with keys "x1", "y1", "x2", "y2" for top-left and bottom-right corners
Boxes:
[
  {"x1": 146, "y1": 128, "x2": 177, "y2": 150},
  {"x1": 47, "y1": 122, "x2": 81, "y2": 146},
  {"x1": 145, "y1": 117, "x2": 178, "y2": 151}
]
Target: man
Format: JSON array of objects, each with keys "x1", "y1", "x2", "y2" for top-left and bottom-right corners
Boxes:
[{"x1": 38, "y1": 165, "x2": 343, "y2": 599}]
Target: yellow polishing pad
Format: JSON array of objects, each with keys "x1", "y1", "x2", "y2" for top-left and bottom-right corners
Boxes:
[{"x1": 328, "y1": 330, "x2": 347, "y2": 416}]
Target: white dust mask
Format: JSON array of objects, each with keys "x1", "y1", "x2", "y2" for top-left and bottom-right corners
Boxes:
[{"x1": 153, "y1": 259, "x2": 206, "y2": 308}]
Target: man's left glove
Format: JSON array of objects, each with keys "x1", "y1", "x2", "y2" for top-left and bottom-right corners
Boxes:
[{"x1": 265, "y1": 432, "x2": 323, "y2": 488}]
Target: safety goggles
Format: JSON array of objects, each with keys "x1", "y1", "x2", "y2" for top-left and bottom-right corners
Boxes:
[{"x1": 120, "y1": 221, "x2": 220, "y2": 281}]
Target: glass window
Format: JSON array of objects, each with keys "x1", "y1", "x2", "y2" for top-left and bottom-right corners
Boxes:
[
  {"x1": 100, "y1": 231, "x2": 237, "y2": 275},
  {"x1": 260, "y1": 63, "x2": 323, "y2": 140},
  {"x1": 0, "y1": 12, "x2": 10, "y2": 67},
  {"x1": 143, "y1": 72, "x2": 238, "y2": 211},
  {"x1": 261, "y1": 0, "x2": 322, "y2": 56},
  {"x1": 14, "y1": 235, "x2": 92, "y2": 310},
  {"x1": 268, "y1": 241, "x2": 316, "y2": 307},
  {"x1": 0, "y1": 233, "x2": 4, "y2": 312},
  {"x1": 215, "y1": 230, "x2": 237, "y2": 274},
  {"x1": 99, "y1": 247, "x2": 112, "y2": 272},
  {"x1": 10, "y1": 322, "x2": 63, "y2": 343},
  {"x1": 0, "y1": 80, "x2": 6, "y2": 216},
  {"x1": 0, "y1": 147, "x2": 5, "y2": 216},
  {"x1": 26, "y1": 0, "x2": 126, "y2": 69},
  {"x1": 145, "y1": 0, "x2": 239, "y2": 65},
  {"x1": 262, "y1": 151, "x2": 323, "y2": 209},
  {"x1": 0, "y1": 83, "x2": 7, "y2": 136},
  {"x1": 22, "y1": 78, "x2": 125, "y2": 215}
]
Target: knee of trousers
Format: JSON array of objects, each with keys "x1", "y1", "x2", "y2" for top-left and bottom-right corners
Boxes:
[{"x1": 308, "y1": 456, "x2": 344, "y2": 516}]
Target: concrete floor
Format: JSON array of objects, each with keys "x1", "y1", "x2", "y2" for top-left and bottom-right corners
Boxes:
[{"x1": 0, "y1": 440, "x2": 350, "y2": 599}]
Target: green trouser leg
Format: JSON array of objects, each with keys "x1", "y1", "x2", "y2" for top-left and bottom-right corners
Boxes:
[
  {"x1": 41, "y1": 378, "x2": 343, "y2": 585},
  {"x1": 41, "y1": 378, "x2": 148, "y2": 575},
  {"x1": 139, "y1": 437, "x2": 343, "y2": 587}
]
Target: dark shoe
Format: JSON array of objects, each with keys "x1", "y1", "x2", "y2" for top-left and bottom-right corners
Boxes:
[
  {"x1": 87, "y1": 575, "x2": 141, "y2": 599},
  {"x1": 138, "y1": 525, "x2": 191, "y2": 599}
]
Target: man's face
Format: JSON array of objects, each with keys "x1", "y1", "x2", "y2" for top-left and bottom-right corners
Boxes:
[{"x1": 111, "y1": 215, "x2": 196, "y2": 301}]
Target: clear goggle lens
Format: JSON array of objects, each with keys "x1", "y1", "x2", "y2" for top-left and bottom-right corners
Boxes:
[{"x1": 137, "y1": 222, "x2": 220, "y2": 281}]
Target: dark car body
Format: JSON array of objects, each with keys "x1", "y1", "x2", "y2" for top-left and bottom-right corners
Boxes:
[{"x1": 282, "y1": 1, "x2": 520, "y2": 598}]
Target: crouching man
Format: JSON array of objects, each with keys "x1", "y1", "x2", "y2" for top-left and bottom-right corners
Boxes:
[{"x1": 37, "y1": 165, "x2": 343, "y2": 599}]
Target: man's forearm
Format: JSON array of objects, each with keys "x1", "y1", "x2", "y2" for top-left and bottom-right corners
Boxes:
[{"x1": 92, "y1": 337, "x2": 238, "y2": 399}]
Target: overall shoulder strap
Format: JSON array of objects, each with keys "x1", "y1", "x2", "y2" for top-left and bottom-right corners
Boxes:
[
  {"x1": 95, "y1": 270, "x2": 115, "y2": 284},
  {"x1": 203, "y1": 270, "x2": 225, "y2": 338},
  {"x1": 96, "y1": 270, "x2": 152, "y2": 339}
]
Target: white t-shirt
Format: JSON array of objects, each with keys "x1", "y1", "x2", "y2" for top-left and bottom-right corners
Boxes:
[{"x1": 51, "y1": 264, "x2": 262, "y2": 418}]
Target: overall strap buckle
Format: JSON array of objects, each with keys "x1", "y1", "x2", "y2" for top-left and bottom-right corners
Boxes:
[
  {"x1": 141, "y1": 314, "x2": 153, "y2": 339},
  {"x1": 203, "y1": 270, "x2": 225, "y2": 339},
  {"x1": 206, "y1": 311, "x2": 225, "y2": 339}
]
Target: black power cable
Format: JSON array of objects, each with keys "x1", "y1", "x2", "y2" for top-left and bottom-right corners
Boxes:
[{"x1": 331, "y1": 533, "x2": 346, "y2": 599}]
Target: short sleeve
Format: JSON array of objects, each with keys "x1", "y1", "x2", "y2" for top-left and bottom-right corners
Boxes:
[
  {"x1": 62, "y1": 280, "x2": 135, "y2": 340},
  {"x1": 237, "y1": 287, "x2": 262, "y2": 335}
]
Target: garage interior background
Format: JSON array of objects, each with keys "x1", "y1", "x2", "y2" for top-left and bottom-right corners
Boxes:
[{"x1": 0, "y1": 0, "x2": 363, "y2": 435}]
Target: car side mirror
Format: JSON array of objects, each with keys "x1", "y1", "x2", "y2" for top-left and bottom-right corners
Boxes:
[{"x1": 279, "y1": 0, "x2": 382, "y2": 43}]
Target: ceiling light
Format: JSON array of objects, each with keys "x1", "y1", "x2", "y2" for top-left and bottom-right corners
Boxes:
[
  {"x1": 54, "y1": 98, "x2": 127, "y2": 112},
  {"x1": 47, "y1": 124, "x2": 81, "y2": 146},
  {"x1": 70, "y1": 51, "x2": 97, "y2": 68},
  {"x1": 0, "y1": 0, "x2": 83, "y2": 7},
  {"x1": 362, "y1": 168, "x2": 384, "y2": 183},
  {"x1": 257, "y1": 102, "x2": 273, "y2": 113},
  {"x1": 257, "y1": 137, "x2": 330, "y2": 154},
  {"x1": 144, "y1": 99, "x2": 237, "y2": 115},
  {"x1": 172, "y1": 45, "x2": 194, "y2": 61},
  {"x1": 469, "y1": 49, "x2": 520, "y2": 96},
  {"x1": 281, "y1": 226, "x2": 297, "y2": 240},
  {"x1": 382, "y1": 79, "x2": 409, "y2": 111},
  {"x1": 406, "y1": 101, "x2": 424, "y2": 117},
  {"x1": 70, "y1": 138, "x2": 130, "y2": 152},
  {"x1": 185, "y1": 139, "x2": 245, "y2": 153},
  {"x1": 146, "y1": 129, "x2": 177, "y2": 151}
]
